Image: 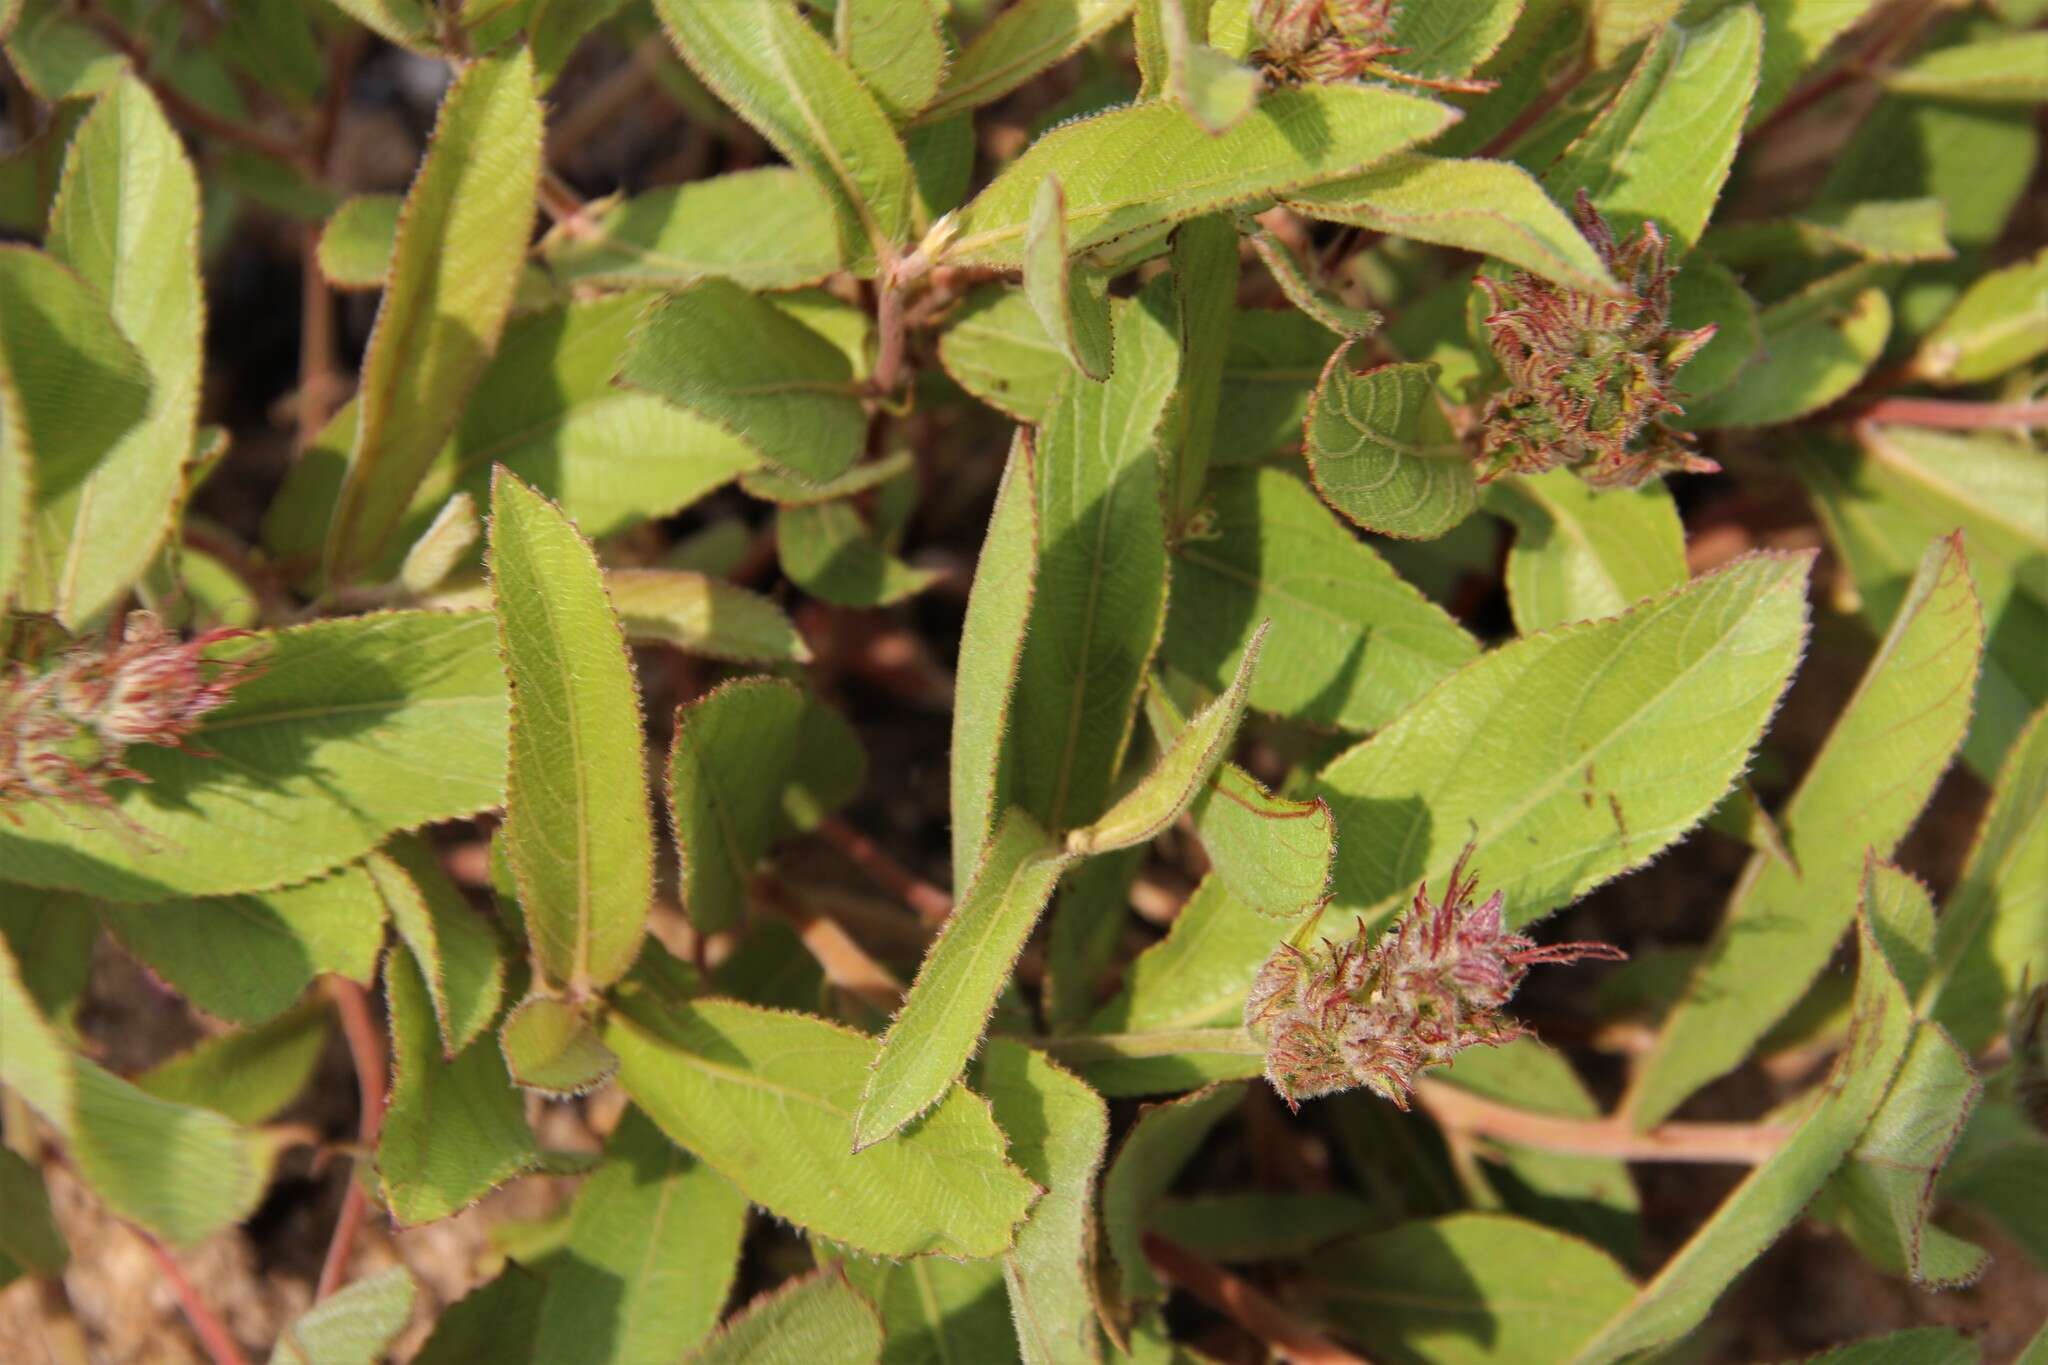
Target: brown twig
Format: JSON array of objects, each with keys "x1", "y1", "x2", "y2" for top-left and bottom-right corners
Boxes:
[
  {"x1": 76, "y1": 0, "x2": 305, "y2": 165},
  {"x1": 1753, "y1": 0, "x2": 1944, "y2": 137},
  {"x1": 1855, "y1": 397, "x2": 2048, "y2": 429},
  {"x1": 872, "y1": 271, "x2": 910, "y2": 401},
  {"x1": 1142, "y1": 1233, "x2": 1369, "y2": 1365},
  {"x1": 315, "y1": 976, "x2": 387, "y2": 1301},
  {"x1": 816, "y1": 815, "x2": 954, "y2": 927},
  {"x1": 139, "y1": 1235, "x2": 251, "y2": 1365},
  {"x1": 1413, "y1": 1079, "x2": 1790, "y2": 1164},
  {"x1": 538, "y1": 169, "x2": 603, "y2": 241},
  {"x1": 755, "y1": 875, "x2": 906, "y2": 1013},
  {"x1": 1473, "y1": 53, "x2": 1590, "y2": 162}
]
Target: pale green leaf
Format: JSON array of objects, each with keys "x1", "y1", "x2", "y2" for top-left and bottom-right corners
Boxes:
[
  {"x1": 326, "y1": 0, "x2": 439, "y2": 51},
  {"x1": 1819, "y1": 97, "x2": 2036, "y2": 251},
  {"x1": 1318, "y1": 551, "x2": 1812, "y2": 929},
  {"x1": 1590, "y1": 0, "x2": 1681, "y2": 68},
  {"x1": 326, "y1": 52, "x2": 542, "y2": 583},
  {"x1": 0, "y1": 1146, "x2": 65, "y2": 1276},
  {"x1": 1245, "y1": 226, "x2": 1383, "y2": 337},
  {"x1": 857, "y1": 810, "x2": 1071, "y2": 1149},
  {"x1": 937, "y1": 284, "x2": 1081, "y2": 424},
  {"x1": 1668, "y1": 256, "x2": 1760, "y2": 399},
  {"x1": 1627, "y1": 535, "x2": 1981, "y2": 1129},
  {"x1": 316, "y1": 193, "x2": 401, "y2": 290},
  {"x1": 1155, "y1": 0, "x2": 1259, "y2": 133},
  {"x1": 491, "y1": 470, "x2": 652, "y2": 994},
  {"x1": 370, "y1": 836, "x2": 504, "y2": 1055},
  {"x1": 682, "y1": 1268, "x2": 884, "y2": 1365},
  {"x1": 1164, "y1": 213, "x2": 1240, "y2": 523},
  {"x1": 607, "y1": 568, "x2": 808, "y2": 666},
  {"x1": 1386, "y1": 0, "x2": 1524, "y2": 78},
  {"x1": 1486, "y1": 470, "x2": 1687, "y2": 634},
  {"x1": 946, "y1": 86, "x2": 1458, "y2": 266},
  {"x1": 1025, "y1": 176, "x2": 1114, "y2": 381},
  {"x1": 270, "y1": 1267, "x2": 418, "y2": 1365},
  {"x1": 606, "y1": 990, "x2": 1035, "y2": 1258},
  {"x1": 397, "y1": 493, "x2": 480, "y2": 597},
  {"x1": 921, "y1": 0, "x2": 1138, "y2": 123},
  {"x1": 837, "y1": 0, "x2": 948, "y2": 123},
  {"x1": 541, "y1": 169, "x2": 843, "y2": 292},
  {"x1": 835, "y1": 1252, "x2": 1012, "y2": 1365},
  {"x1": 1291, "y1": 156, "x2": 1619, "y2": 296},
  {"x1": 1039, "y1": 1027, "x2": 1264, "y2": 1098},
  {"x1": 1732, "y1": 0, "x2": 1879, "y2": 123},
  {"x1": 1886, "y1": 33, "x2": 2048, "y2": 103},
  {"x1": 778, "y1": 498, "x2": 943, "y2": 608},
  {"x1": 619, "y1": 279, "x2": 866, "y2": 485},
  {"x1": 1304, "y1": 351, "x2": 1476, "y2": 540},
  {"x1": 667, "y1": 677, "x2": 866, "y2": 933},
  {"x1": 1704, "y1": 198, "x2": 1955, "y2": 267},
  {"x1": 134, "y1": 1001, "x2": 330, "y2": 1126},
  {"x1": 1089, "y1": 875, "x2": 1282, "y2": 1041},
  {"x1": 0, "y1": 611, "x2": 509, "y2": 901},
  {"x1": 1912, "y1": 245, "x2": 2048, "y2": 384},
  {"x1": 652, "y1": 0, "x2": 914, "y2": 266},
  {"x1": 534, "y1": 1107, "x2": 748, "y2": 1364},
  {"x1": 1044, "y1": 849, "x2": 1144, "y2": 1031},
  {"x1": 0, "y1": 357, "x2": 25, "y2": 611},
  {"x1": 500, "y1": 993, "x2": 619, "y2": 1097},
  {"x1": 1685, "y1": 270, "x2": 1892, "y2": 429},
  {"x1": 1103, "y1": 1081, "x2": 1243, "y2": 1302},
  {"x1": 0, "y1": 245, "x2": 150, "y2": 501},
  {"x1": 742, "y1": 450, "x2": 913, "y2": 506}
]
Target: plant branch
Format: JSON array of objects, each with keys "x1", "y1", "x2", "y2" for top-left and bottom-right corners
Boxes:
[
  {"x1": 1412, "y1": 1079, "x2": 1790, "y2": 1164},
  {"x1": 871, "y1": 272, "x2": 910, "y2": 401},
  {"x1": 1142, "y1": 1233, "x2": 1370, "y2": 1365},
  {"x1": 1855, "y1": 397, "x2": 2048, "y2": 429},
  {"x1": 316, "y1": 976, "x2": 387, "y2": 1301},
  {"x1": 76, "y1": 0, "x2": 305, "y2": 165},
  {"x1": 139, "y1": 1234, "x2": 250, "y2": 1365},
  {"x1": 754, "y1": 875, "x2": 906, "y2": 1013},
  {"x1": 815, "y1": 815, "x2": 954, "y2": 926}
]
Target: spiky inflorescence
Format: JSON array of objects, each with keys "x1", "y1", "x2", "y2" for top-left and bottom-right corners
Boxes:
[
  {"x1": 1245, "y1": 846, "x2": 1625, "y2": 1111},
  {"x1": 1251, "y1": 0, "x2": 1404, "y2": 85},
  {"x1": 1477, "y1": 192, "x2": 1720, "y2": 489},
  {"x1": 0, "y1": 613, "x2": 258, "y2": 815}
]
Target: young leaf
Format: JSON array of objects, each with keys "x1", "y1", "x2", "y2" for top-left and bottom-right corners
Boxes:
[
  {"x1": 1165, "y1": 213, "x2": 1240, "y2": 523},
  {"x1": 946, "y1": 86, "x2": 1459, "y2": 266},
  {"x1": 1703, "y1": 198, "x2": 1955, "y2": 268},
  {"x1": 605, "y1": 568, "x2": 808, "y2": 666},
  {"x1": 500, "y1": 993, "x2": 619, "y2": 1097},
  {"x1": 681, "y1": 1267, "x2": 884, "y2": 1365},
  {"x1": 618, "y1": 280, "x2": 866, "y2": 485},
  {"x1": 0, "y1": 611, "x2": 509, "y2": 901},
  {"x1": 952, "y1": 433, "x2": 1041, "y2": 892},
  {"x1": 1304, "y1": 350, "x2": 1477, "y2": 541},
  {"x1": 1685, "y1": 269, "x2": 1892, "y2": 429},
  {"x1": 1025, "y1": 176, "x2": 1114, "y2": 381},
  {"x1": 491, "y1": 469, "x2": 653, "y2": 996},
  {"x1": 326, "y1": 52, "x2": 542, "y2": 584},
  {"x1": 1668, "y1": 258, "x2": 1760, "y2": 399},
  {"x1": 1885, "y1": 32, "x2": 2048, "y2": 103},
  {"x1": 379, "y1": 944, "x2": 538, "y2": 1226},
  {"x1": 1912, "y1": 245, "x2": 2048, "y2": 385},
  {"x1": 835, "y1": 0, "x2": 948, "y2": 123},
  {"x1": 1089, "y1": 875, "x2": 1283, "y2": 1040},
  {"x1": 270, "y1": 1266, "x2": 418, "y2": 1365},
  {"x1": 533, "y1": 1107, "x2": 748, "y2": 1364},
  {"x1": 1103, "y1": 1081, "x2": 1244, "y2": 1302},
  {"x1": 652, "y1": 0, "x2": 914, "y2": 267},
  {"x1": 316, "y1": 193, "x2": 401, "y2": 289},
  {"x1": 856, "y1": 810, "x2": 1071, "y2": 1149},
  {"x1": 369, "y1": 836, "x2": 504, "y2": 1055},
  {"x1": 921, "y1": 0, "x2": 1138, "y2": 123},
  {"x1": 668, "y1": 677, "x2": 867, "y2": 933},
  {"x1": 133, "y1": 1001, "x2": 330, "y2": 1126},
  {"x1": 1628, "y1": 535, "x2": 1981, "y2": 1130},
  {"x1": 1485, "y1": 470, "x2": 1687, "y2": 634},
  {"x1": 1317, "y1": 551, "x2": 1813, "y2": 930},
  {"x1": 542, "y1": 169, "x2": 843, "y2": 293},
  {"x1": 605, "y1": 990, "x2": 1036, "y2": 1258}
]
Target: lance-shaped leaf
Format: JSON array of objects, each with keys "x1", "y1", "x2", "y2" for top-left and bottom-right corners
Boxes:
[
  {"x1": 542, "y1": 169, "x2": 843, "y2": 293},
  {"x1": 1025, "y1": 176, "x2": 1114, "y2": 381},
  {"x1": 1104, "y1": 1081, "x2": 1244, "y2": 1302},
  {"x1": 370, "y1": 836, "x2": 504, "y2": 1055},
  {"x1": 533, "y1": 1107, "x2": 748, "y2": 1364},
  {"x1": 0, "y1": 360, "x2": 24, "y2": 611},
  {"x1": 618, "y1": 279, "x2": 866, "y2": 485},
  {"x1": 1885, "y1": 32, "x2": 2048, "y2": 103},
  {"x1": 1291, "y1": 156, "x2": 1619, "y2": 296},
  {"x1": 1912, "y1": 246, "x2": 2048, "y2": 385},
  {"x1": 326, "y1": 52, "x2": 541, "y2": 584},
  {"x1": 1686, "y1": 268, "x2": 1891, "y2": 429},
  {"x1": 271, "y1": 1266, "x2": 418, "y2": 1365},
  {"x1": 1040, "y1": 1028, "x2": 1263, "y2": 1098},
  {"x1": 490, "y1": 469, "x2": 653, "y2": 996},
  {"x1": 134, "y1": 1002, "x2": 330, "y2": 1127},
  {"x1": 652, "y1": 0, "x2": 914, "y2": 267},
  {"x1": 0, "y1": 611, "x2": 509, "y2": 902},
  {"x1": 953, "y1": 433, "x2": 1040, "y2": 892},
  {"x1": 1091, "y1": 875, "x2": 1284, "y2": 1047},
  {"x1": 1007, "y1": 288, "x2": 1178, "y2": 831},
  {"x1": 668, "y1": 677, "x2": 867, "y2": 933},
  {"x1": 837, "y1": 1253, "x2": 1012, "y2": 1364},
  {"x1": 682, "y1": 1268, "x2": 884, "y2": 1365},
  {"x1": 1628, "y1": 536, "x2": 1980, "y2": 1129},
  {"x1": 606, "y1": 568, "x2": 808, "y2": 666},
  {"x1": 606, "y1": 989, "x2": 1035, "y2": 1258},
  {"x1": 316, "y1": 193, "x2": 401, "y2": 289},
  {"x1": 921, "y1": 0, "x2": 1137, "y2": 122},
  {"x1": 946, "y1": 85, "x2": 1458, "y2": 266},
  {"x1": 0, "y1": 245, "x2": 149, "y2": 501},
  {"x1": 1306, "y1": 350, "x2": 1476, "y2": 540},
  {"x1": 835, "y1": 0, "x2": 947, "y2": 123},
  {"x1": 1166, "y1": 466, "x2": 1478, "y2": 731},
  {"x1": 856, "y1": 810, "x2": 1072, "y2": 1149},
  {"x1": 500, "y1": 993, "x2": 619, "y2": 1097},
  {"x1": 1485, "y1": 470, "x2": 1687, "y2": 634},
  {"x1": 1669, "y1": 258, "x2": 1760, "y2": 400},
  {"x1": 26, "y1": 77, "x2": 199, "y2": 628},
  {"x1": 378, "y1": 944, "x2": 537, "y2": 1226},
  {"x1": 1166, "y1": 213, "x2": 1240, "y2": 523},
  {"x1": 1317, "y1": 551, "x2": 1812, "y2": 929}
]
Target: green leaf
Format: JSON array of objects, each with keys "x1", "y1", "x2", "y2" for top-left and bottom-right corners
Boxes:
[
  {"x1": 1383, "y1": 0, "x2": 1523, "y2": 77},
  {"x1": 370, "y1": 836, "x2": 504, "y2": 1055},
  {"x1": 326, "y1": 0, "x2": 440, "y2": 51},
  {"x1": 378, "y1": 944, "x2": 538, "y2": 1226},
  {"x1": 414, "y1": 1266, "x2": 544, "y2": 1365},
  {"x1": 606, "y1": 990, "x2": 1035, "y2": 1258},
  {"x1": 619, "y1": 280, "x2": 866, "y2": 485},
  {"x1": 1304, "y1": 351, "x2": 1477, "y2": 541},
  {"x1": 1164, "y1": 213, "x2": 1240, "y2": 524},
  {"x1": 1819, "y1": 97, "x2": 2036, "y2": 252},
  {"x1": 1319, "y1": 550, "x2": 1812, "y2": 929},
  {"x1": 668, "y1": 677, "x2": 866, "y2": 933},
  {"x1": 1103, "y1": 1081, "x2": 1243, "y2": 1302},
  {"x1": 1627, "y1": 535, "x2": 1981, "y2": 1129},
  {"x1": 1039, "y1": 1027, "x2": 1265, "y2": 1098},
  {"x1": 133, "y1": 1001, "x2": 330, "y2": 1126},
  {"x1": 1912, "y1": 245, "x2": 2048, "y2": 384},
  {"x1": 1667, "y1": 257, "x2": 1760, "y2": 399},
  {"x1": 30, "y1": 77, "x2": 200, "y2": 628},
  {"x1": 500, "y1": 993, "x2": 619, "y2": 1097},
  {"x1": 607, "y1": 568, "x2": 808, "y2": 666},
  {"x1": 541, "y1": 169, "x2": 843, "y2": 292},
  {"x1": 1485, "y1": 470, "x2": 1687, "y2": 634},
  {"x1": 0, "y1": 889, "x2": 96, "y2": 1028},
  {"x1": 835, "y1": 1252, "x2": 1012, "y2": 1365},
  {"x1": 316, "y1": 193, "x2": 401, "y2": 290},
  {"x1": 652, "y1": 0, "x2": 914, "y2": 266},
  {"x1": 0, "y1": 1146, "x2": 66, "y2": 1277},
  {"x1": 1147, "y1": 1191, "x2": 1372, "y2": 1263},
  {"x1": 1044, "y1": 849, "x2": 1145, "y2": 1031},
  {"x1": 0, "y1": 352, "x2": 24, "y2": 611},
  {"x1": 681, "y1": 1268, "x2": 885, "y2": 1365},
  {"x1": 1313, "y1": 1213, "x2": 1635, "y2": 1365},
  {"x1": 976, "y1": 1040, "x2": 1110, "y2": 1365},
  {"x1": 1685, "y1": 269, "x2": 1892, "y2": 429},
  {"x1": 0, "y1": 611, "x2": 509, "y2": 901},
  {"x1": 1154, "y1": 0, "x2": 1259, "y2": 133},
  {"x1": 953, "y1": 434, "x2": 1041, "y2": 892},
  {"x1": 1703, "y1": 198, "x2": 1955, "y2": 267},
  {"x1": 946, "y1": 86, "x2": 1458, "y2": 266},
  {"x1": 101, "y1": 865, "x2": 387, "y2": 1024},
  {"x1": 1007, "y1": 288, "x2": 1178, "y2": 830},
  {"x1": 1802, "y1": 1329, "x2": 1979, "y2": 1365},
  {"x1": 270, "y1": 1266, "x2": 418, "y2": 1365},
  {"x1": 1089, "y1": 875, "x2": 1282, "y2": 1041},
  {"x1": 325, "y1": 51, "x2": 542, "y2": 584},
  {"x1": 1025, "y1": 176, "x2": 1114, "y2": 381},
  {"x1": 1543, "y1": 5, "x2": 1761, "y2": 250},
  {"x1": 937, "y1": 284, "x2": 1076, "y2": 424},
  {"x1": 397, "y1": 493, "x2": 481, "y2": 597},
  {"x1": 921, "y1": 0, "x2": 1137, "y2": 122},
  {"x1": 857, "y1": 810, "x2": 1071, "y2": 1149},
  {"x1": 534, "y1": 1107, "x2": 748, "y2": 1364},
  {"x1": 778, "y1": 497, "x2": 943, "y2": 608},
  {"x1": 1166, "y1": 466, "x2": 1479, "y2": 731},
  {"x1": 1886, "y1": 32, "x2": 2048, "y2": 102},
  {"x1": 0, "y1": 245, "x2": 150, "y2": 502},
  {"x1": 1291, "y1": 156, "x2": 1619, "y2": 296},
  {"x1": 836, "y1": 0, "x2": 947, "y2": 123},
  {"x1": 1245, "y1": 226, "x2": 1384, "y2": 338},
  {"x1": 491, "y1": 469, "x2": 654, "y2": 995}
]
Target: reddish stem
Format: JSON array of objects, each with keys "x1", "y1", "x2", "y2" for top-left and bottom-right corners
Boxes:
[
  {"x1": 1857, "y1": 397, "x2": 2048, "y2": 429},
  {"x1": 140, "y1": 1235, "x2": 251, "y2": 1365},
  {"x1": 816, "y1": 815, "x2": 954, "y2": 926},
  {"x1": 1142, "y1": 1233, "x2": 1369, "y2": 1365},
  {"x1": 316, "y1": 977, "x2": 387, "y2": 1301},
  {"x1": 1413, "y1": 1079, "x2": 1789, "y2": 1164}
]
